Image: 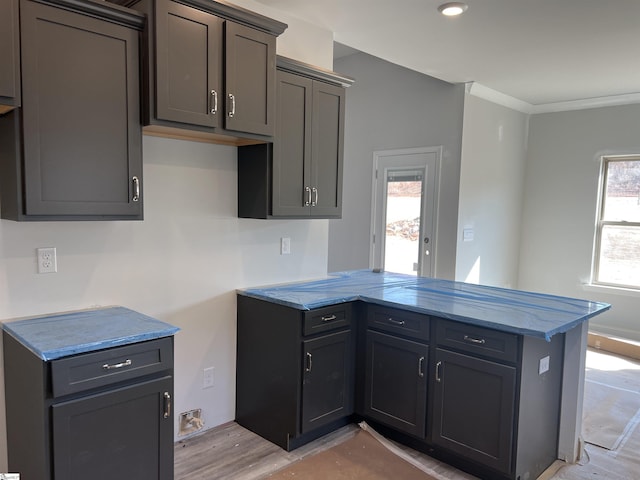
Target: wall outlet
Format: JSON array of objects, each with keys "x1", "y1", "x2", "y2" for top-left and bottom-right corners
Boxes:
[
  {"x1": 178, "y1": 408, "x2": 204, "y2": 436},
  {"x1": 539, "y1": 355, "x2": 550, "y2": 375},
  {"x1": 203, "y1": 366, "x2": 215, "y2": 389},
  {"x1": 37, "y1": 247, "x2": 57, "y2": 274},
  {"x1": 281, "y1": 237, "x2": 291, "y2": 255}
]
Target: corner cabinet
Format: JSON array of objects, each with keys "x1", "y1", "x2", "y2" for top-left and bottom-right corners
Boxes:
[
  {"x1": 3, "y1": 334, "x2": 175, "y2": 480},
  {"x1": 236, "y1": 295, "x2": 355, "y2": 450},
  {"x1": 237, "y1": 57, "x2": 354, "y2": 219},
  {"x1": 0, "y1": 0, "x2": 144, "y2": 221},
  {"x1": 0, "y1": 0, "x2": 20, "y2": 113},
  {"x1": 131, "y1": 0, "x2": 284, "y2": 143}
]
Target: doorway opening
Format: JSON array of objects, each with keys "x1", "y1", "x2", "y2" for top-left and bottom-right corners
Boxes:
[{"x1": 370, "y1": 147, "x2": 441, "y2": 277}]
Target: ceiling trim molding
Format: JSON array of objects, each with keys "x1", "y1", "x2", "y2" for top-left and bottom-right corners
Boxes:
[
  {"x1": 531, "y1": 93, "x2": 640, "y2": 114},
  {"x1": 465, "y1": 82, "x2": 533, "y2": 114},
  {"x1": 466, "y1": 82, "x2": 640, "y2": 115}
]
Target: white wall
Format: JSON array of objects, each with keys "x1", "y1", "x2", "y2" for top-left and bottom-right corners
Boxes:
[
  {"x1": 519, "y1": 103, "x2": 640, "y2": 341},
  {"x1": 456, "y1": 94, "x2": 529, "y2": 288},
  {"x1": 328, "y1": 52, "x2": 465, "y2": 279},
  {"x1": 0, "y1": 7, "x2": 335, "y2": 470}
]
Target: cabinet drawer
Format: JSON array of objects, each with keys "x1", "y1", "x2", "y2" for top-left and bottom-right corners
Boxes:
[
  {"x1": 303, "y1": 304, "x2": 352, "y2": 336},
  {"x1": 367, "y1": 305, "x2": 430, "y2": 341},
  {"x1": 51, "y1": 337, "x2": 173, "y2": 397},
  {"x1": 436, "y1": 319, "x2": 519, "y2": 363}
]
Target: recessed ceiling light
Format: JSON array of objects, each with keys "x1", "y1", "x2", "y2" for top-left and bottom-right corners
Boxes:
[{"x1": 438, "y1": 2, "x2": 468, "y2": 16}]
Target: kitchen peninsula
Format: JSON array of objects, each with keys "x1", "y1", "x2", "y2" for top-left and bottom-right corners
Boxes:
[{"x1": 236, "y1": 270, "x2": 610, "y2": 480}]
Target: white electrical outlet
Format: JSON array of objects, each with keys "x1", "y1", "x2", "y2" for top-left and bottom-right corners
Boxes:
[
  {"x1": 37, "y1": 247, "x2": 57, "y2": 274},
  {"x1": 203, "y1": 367, "x2": 215, "y2": 388},
  {"x1": 281, "y1": 237, "x2": 291, "y2": 255},
  {"x1": 539, "y1": 355, "x2": 550, "y2": 375}
]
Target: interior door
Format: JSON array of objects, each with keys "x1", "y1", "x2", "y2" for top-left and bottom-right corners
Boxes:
[{"x1": 371, "y1": 147, "x2": 440, "y2": 276}]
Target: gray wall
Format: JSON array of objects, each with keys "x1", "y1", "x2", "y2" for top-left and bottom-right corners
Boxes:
[
  {"x1": 328, "y1": 52, "x2": 465, "y2": 279},
  {"x1": 519, "y1": 103, "x2": 640, "y2": 341},
  {"x1": 456, "y1": 94, "x2": 529, "y2": 288}
]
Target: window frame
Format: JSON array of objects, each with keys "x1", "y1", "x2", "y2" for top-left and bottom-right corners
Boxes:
[{"x1": 592, "y1": 155, "x2": 640, "y2": 289}]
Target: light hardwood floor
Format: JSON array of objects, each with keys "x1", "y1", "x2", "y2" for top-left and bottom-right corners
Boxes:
[{"x1": 175, "y1": 348, "x2": 640, "y2": 480}]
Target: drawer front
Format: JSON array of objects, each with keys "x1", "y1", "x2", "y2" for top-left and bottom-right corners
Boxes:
[
  {"x1": 303, "y1": 304, "x2": 352, "y2": 336},
  {"x1": 367, "y1": 305, "x2": 430, "y2": 341},
  {"x1": 51, "y1": 337, "x2": 173, "y2": 397},
  {"x1": 436, "y1": 319, "x2": 519, "y2": 363}
]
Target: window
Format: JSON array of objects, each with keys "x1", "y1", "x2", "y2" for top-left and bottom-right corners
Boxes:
[{"x1": 593, "y1": 156, "x2": 640, "y2": 288}]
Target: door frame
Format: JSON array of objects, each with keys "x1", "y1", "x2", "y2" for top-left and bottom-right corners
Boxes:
[{"x1": 369, "y1": 146, "x2": 442, "y2": 276}]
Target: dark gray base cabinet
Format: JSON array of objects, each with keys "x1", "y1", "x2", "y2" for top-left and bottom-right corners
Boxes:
[
  {"x1": 236, "y1": 296, "x2": 565, "y2": 480},
  {"x1": 236, "y1": 295, "x2": 355, "y2": 450},
  {"x1": 131, "y1": 0, "x2": 285, "y2": 142},
  {"x1": 0, "y1": 0, "x2": 144, "y2": 221},
  {"x1": 3, "y1": 333, "x2": 175, "y2": 480}
]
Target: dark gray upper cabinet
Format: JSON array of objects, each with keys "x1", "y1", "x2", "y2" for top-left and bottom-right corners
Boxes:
[
  {"x1": 132, "y1": 0, "x2": 284, "y2": 143},
  {"x1": 0, "y1": 0, "x2": 20, "y2": 113},
  {"x1": 0, "y1": 0, "x2": 144, "y2": 221},
  {"x1": 237, "y1": 56, "x2": 354, "y2": 219}
]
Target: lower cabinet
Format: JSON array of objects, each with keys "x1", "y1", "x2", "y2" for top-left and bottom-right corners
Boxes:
[
  {"x1": 364, "y1": 331, "x2": 428, "y2": 438},
  {"x1": 236, "y1": 296, "x2": 565, "y2": 480},
  {"x1": 431, "y1": 348, "x2": 516, "y2": 474},
  {"x1": 3, "y1": 334, "x2": 175, "y2": 480},
  {"x1": 236, "y1": 295, "x2": 354, "y2": 450}
]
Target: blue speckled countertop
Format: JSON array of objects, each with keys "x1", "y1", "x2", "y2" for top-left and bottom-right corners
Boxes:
[
  {"x1": 239, "y1": 270, "x2": 611, "y2": 341},
  {"x1": 2, "y1": 306, "x2": 180, "y2": 361}
]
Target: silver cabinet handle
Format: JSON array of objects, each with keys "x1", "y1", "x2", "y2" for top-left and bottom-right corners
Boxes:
[
  {"x1": 163, "y1": 392, "x2": 171, "y2": 419},
  {"x1": 304, "y1": 186, "x2": 312, "y2": 206},
  {"x1": 321, "y1": 314, "x2": 337, "y2": 322},
  {"x1": 387, "y1": 317, "x2": 405, "y2": 326},
  {"x1": 464, "y1": 335, "x2": 486, "y2": 345},
  {"x1": 132, "y1": 176, "x2": 140, "y2": 202},
  {"x1": 210, "y1": 89, "x2": 218, "y2": 115},
  {"x1": 311, "y1": 187, "x2": 318, "y2": 207},
  {"x1": 305, "y1": 352, "x2": 313, "y2": 372},
  {"x1": 228, "y1": 93, "x2": 236, "y2": 117},
  {"x1": 435, "y1": 361, "x2": 442, "y2": 382},
  {"x1": 102, "y1": 359, "x2": 132, "y2": 370},
  {"x1": 418, "y1": 356, "x2": 425, "y2": 378}
]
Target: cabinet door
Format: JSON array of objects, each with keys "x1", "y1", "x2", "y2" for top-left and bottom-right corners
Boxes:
[
  {"x1": 52, "y1": 376, "x2": 173, "y2": 480},
  {"x1": 19, "y1": 0, "x2": 142, "y2": 217},
  {"x1": 432, "y1": 348, "x2": 516, "y2": 475},
  {"x1": 272, "y1": 70, "x2": 313, "y2": 217},
  {"x1": 0, "y1": 0, "x2": 20, "y2": 111},
  {"x1": 310, "y1": 81, "x2": 345, "y2": 217},
  {"x1": 155, "y1": 0, "x2": 222, "y2": 127},
  {"x1": 301, "y1": 330, "x2": 353, "y2": 434},
  {"x1": 225, "y1": 22, "x2": 276, "y2": 136},
  {"x1": 364, "y1": 331, "x2": 428, "y2": 438}
]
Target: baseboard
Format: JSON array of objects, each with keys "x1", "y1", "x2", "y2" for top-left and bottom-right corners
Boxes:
[{"x1": 588, "y1": 332, "x2": 640, "y2": 361}]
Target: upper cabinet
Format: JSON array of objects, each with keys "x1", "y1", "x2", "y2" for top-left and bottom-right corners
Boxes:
[
  {"x1": 0, "y1": 0, "x2": 21, "y2": 113},
  {"x1": 237, "y1": 57, "x2": 354, "y2": 219},
  {"x1": 0, "y1": 0, "x2": 145, "y2": 221},
  {"x1": 131, "y1": 0, "x2": 285, "y2": 144}
]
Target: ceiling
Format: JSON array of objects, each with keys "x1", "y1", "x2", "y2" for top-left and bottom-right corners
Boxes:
[{"x1": 254, "y1": 0, "x2": 640, "y2": 110}]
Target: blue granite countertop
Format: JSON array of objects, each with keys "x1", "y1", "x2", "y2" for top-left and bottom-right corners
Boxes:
[
  {"x1": 239, "y1": 270, "x2": 611, "y2": 341},
  {"x1": 2, "y1": 306, "x2": 180, "y2": 361}
]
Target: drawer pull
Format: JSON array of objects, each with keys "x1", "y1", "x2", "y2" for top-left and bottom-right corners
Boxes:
[
  {"x1": 435, "y1": 361, "x2": 442, "y2": 382},
  {"x1": 163, "y1": 391, "x2": 171, "y2": 419},
  {"x1": 228, "y1": 93, "x2": 236, "y2": 117},
  {"x1": 464, "y1": 335, "x2": 486, "y2": 345},
  {"x1": 132, "y1": 176, "x2": 140, "y2": 202},
  {"x1": 210, "y1": 89, "x2": 218, "y2": 115},
  {"x1": 321, "y1": 314, "x2": 337, "y2": 322},
  {"x1": 418, "y1": 356, "x2": 425, "y2": 378},
  {"x1": 102, "y1": 359, "x2": 132, "y2": 370},
  {"x1": 387, "y1": 317, "x2": 405, "y2": 326},
  {"x1": 305, "y1": 352, "x2": 313, "y2": 373}
]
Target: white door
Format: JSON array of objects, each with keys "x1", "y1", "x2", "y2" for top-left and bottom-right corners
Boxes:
[{"x1": 370, "y1": 147, "x2": 440, "y2": 277}]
